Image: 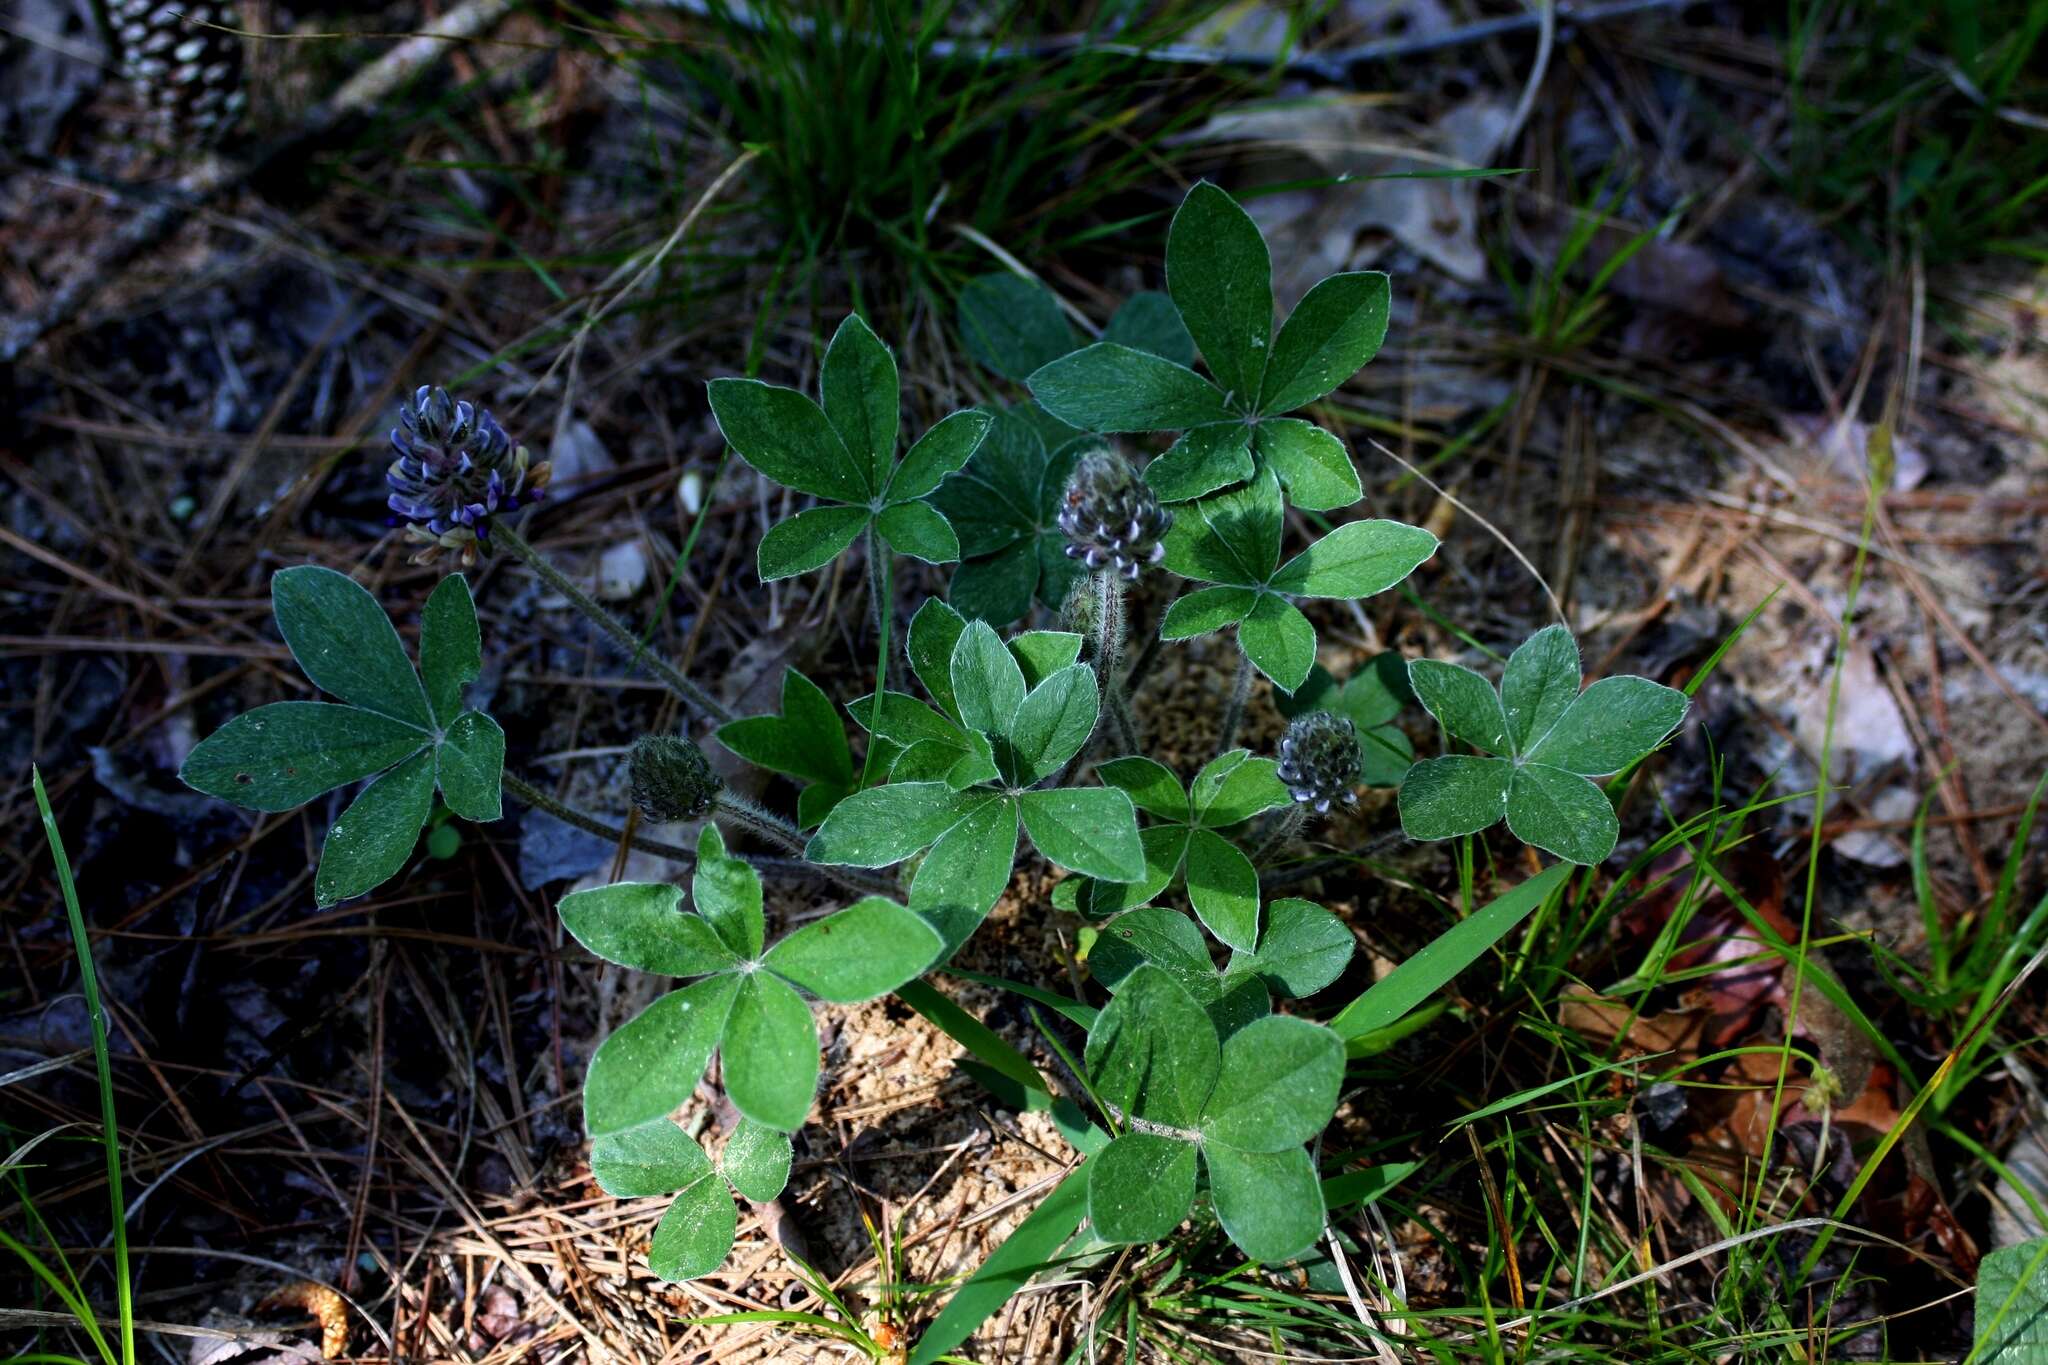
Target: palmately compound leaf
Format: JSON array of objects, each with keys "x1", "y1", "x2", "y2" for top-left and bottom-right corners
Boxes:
[
  {"x1": 1399, "y1": 628, "x2": 1689, "y2": 865},
  {"x1": 1087, "y1": 905, "x2": 1276, "y2": 1038},
  {"x1": 182, "y1": 570, "x2": 509, "y2": 907},
  {"x1": 762, "y1": 897, "x2": 941, "y2": 1003},
  {"x1": 1022, "y1": 182, "x2": 1395, "y2": 514},
  {"x1": 709, "y1": 319, "x2": 988, "y2": 582},
  {"x1": 1088, "y1": 1131, "x2": 1198, "y2": 1244}
]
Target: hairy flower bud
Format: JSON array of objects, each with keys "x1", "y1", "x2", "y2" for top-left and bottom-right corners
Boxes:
[
  {"x1": 107, "y1": 1, "x2": 246, "y2": 144},
  {"x1": 629, "y1": 736, "x2": 722, "y2": 822},
  {"x1": 386, "y1": 385, "x2": 551, "y2": 566},
  {"x1": 1058, "y1": 449, "x2": 1171, "y2": 581},
  {"x1": 1276, "y1": 712, "x2": 1363, "y2": 814}
]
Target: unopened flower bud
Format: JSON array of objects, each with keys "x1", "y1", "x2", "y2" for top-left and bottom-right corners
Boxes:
[
  {"x1": 1058, "y1": 449, "x2": 1171, "y2": 582},
  {"x1": 629, "y1": 736, "x2": 722, "y2": 822},
  {"x1": 386, "y1": 385, "x2": 552, "y2": 566},
  {"x1": 1276, "y1": 712, "x2": 1363, "y2": 814}
]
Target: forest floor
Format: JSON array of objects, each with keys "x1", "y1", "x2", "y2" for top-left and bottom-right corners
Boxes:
[{"x1": 3, "y1": 1, "x2": 2046, "y2": 1361}]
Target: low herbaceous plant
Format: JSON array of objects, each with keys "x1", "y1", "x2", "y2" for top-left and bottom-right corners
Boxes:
[{"x1": 173, "y1": 184, "x2": 1688, "y2": 1340}]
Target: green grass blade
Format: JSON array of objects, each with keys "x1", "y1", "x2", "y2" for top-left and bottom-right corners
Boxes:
[
  {"x1": 1328, "y1": 862, "x2": 1572, "y2": 1052},
  {"x1": 895, "y1": 980, "x2": 1050, "y2": 1101},
  {"x1": 30, "y1": 767, "x2": 130, "y2": 1365},
  {"x1": 908, "y1": 1162, "x2": 1090, "y2": 1365}
]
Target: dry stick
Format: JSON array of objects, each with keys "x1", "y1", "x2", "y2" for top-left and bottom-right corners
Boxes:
[
  {"x1": 0, "y1": 0, "x2": 517, "y2": 362},
  {"x1": 493, "y1": 521, "x2": 733, "y2": 726},
  {"x1": 1366, "y1": 435, "x2": 1567, "y2": 625}
]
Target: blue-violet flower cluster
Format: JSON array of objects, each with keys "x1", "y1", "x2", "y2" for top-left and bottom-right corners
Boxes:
[{"x1": 386, "y1": 386, "x2": 551, "y2": 565}]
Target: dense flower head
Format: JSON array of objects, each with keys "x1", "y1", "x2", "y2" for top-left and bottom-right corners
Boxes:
[
  {"x1": 386, "y1": 386, "x2": 550, "y2": 565},
  {"x1": 629, "y1": 735, "x2": 723, "y2": 823},
  {"x1": 1276, "y1": 712, "x2": 1363, "y2": 814},
  {"x1": 1058, "y1": 448, "x2": 1171, "y2": 581}
]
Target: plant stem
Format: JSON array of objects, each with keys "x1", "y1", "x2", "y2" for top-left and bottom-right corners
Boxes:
[
  {"x1": 1216, "y1": 652, "x2": 1255, "y2": 755},
  {"x1": 32, "y1": 767, "x2": 132, "y2": 1365},
  {"x1": 1249, "y1": 804, "x2": 1307, "y2": 867},
  {"x1": 714, "y1": 791, "x2": 806, "y2": 856},
  {"x1": 495, "y1": 521, "x2": 734, "y2": 727},
  {"x1": 1120, "y1": 580, "x2": 1182, "y2": 697},
  {"x1": 1090, "y1": 571, "x2": 1140, "y2": 756},
  {"x1": 501, "y1": 770, "x2": 835, "y2": 884}
]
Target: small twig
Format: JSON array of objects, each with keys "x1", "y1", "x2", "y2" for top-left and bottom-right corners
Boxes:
[
  {"x1": 494, "y1": 521, "x2": 734, "y2": 725},
  {"x1": 1366, "y1": 436, "x2": 1566, "y2": 625}
]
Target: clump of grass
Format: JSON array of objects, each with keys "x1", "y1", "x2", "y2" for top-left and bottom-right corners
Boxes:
[
  {"x1": 572, "y1": 0, "x2": 1275, "y2": 322},
  {"x1": 1781, "y1": 0, "x2": 2048, "y2": 265}
]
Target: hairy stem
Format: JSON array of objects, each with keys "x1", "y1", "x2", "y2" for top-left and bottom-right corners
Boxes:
[
  {"x1": 495, "y1": 521, "x2": 733, "y2": 726},
  {"x1": 1090, "y1": 571, "x2": 1140, "y2": 756},
  {"x1": 1120, "y1": 580, "x2": 1182, "y2": 697},
  {"x1": 1216, "y1": 652, "x2": 1255, "y2": 755},
  {"x1": 1249, "y1": 804, "x2": 1308, "y2": 867},
  {"x1": 714, "y1": 791, "x2": 806, "y2": 856}
]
